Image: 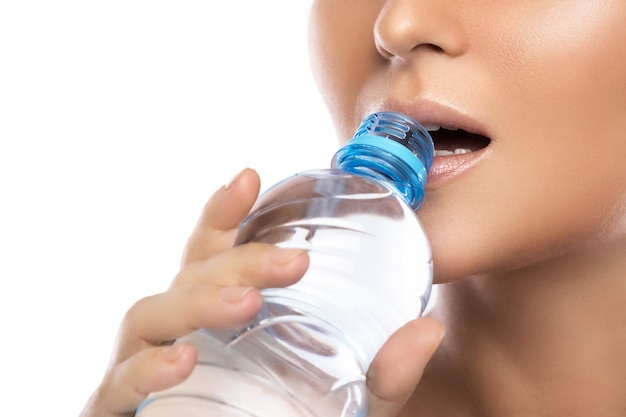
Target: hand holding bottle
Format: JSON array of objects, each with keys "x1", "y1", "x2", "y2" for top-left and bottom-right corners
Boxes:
[
  {"x1": 79, "y1": 167, "x2": 444, "y2": 417},
  {"x1": 78, "y1": 169, "x2": 306, "y2": 417}
]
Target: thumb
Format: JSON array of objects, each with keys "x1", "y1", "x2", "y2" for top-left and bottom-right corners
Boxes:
[{"x1": 366, "y1": 317, "x2": 445, "y2": 416}]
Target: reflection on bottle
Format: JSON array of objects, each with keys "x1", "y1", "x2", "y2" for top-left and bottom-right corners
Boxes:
[{"x1": 137, "y1": 112, "x2": 434, "y2": 417}]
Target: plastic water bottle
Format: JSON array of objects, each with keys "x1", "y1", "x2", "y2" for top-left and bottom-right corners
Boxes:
[{"x1": 137, "y1": 112, "x2": 434, "y2": 417}]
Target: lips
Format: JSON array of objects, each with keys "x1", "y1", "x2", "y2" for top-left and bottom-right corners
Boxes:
[{"x1": 367, "y1": 100, "x2": 492, "y2": 187}]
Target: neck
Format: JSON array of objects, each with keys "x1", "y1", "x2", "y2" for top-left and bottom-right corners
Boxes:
[{"x1": 406, "y1": 242, "x2": 626, "y2": 417}]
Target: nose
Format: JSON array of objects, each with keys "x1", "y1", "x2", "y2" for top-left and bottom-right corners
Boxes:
[{"x1": 374, "y1": 0, "x2": 467, "y2": 60}]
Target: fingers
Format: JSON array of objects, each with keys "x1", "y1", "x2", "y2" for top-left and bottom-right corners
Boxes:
[
  {"x1": 83, "y1": 168, "x2": 308, "y2": 417},
  {"x1": 122, "y1": 284, "x2": 264, "y2": 347},
  {"x1": 80, "y1": 344, "x2": 197, "y2": 417},
  {"x1": 110, "y1": 166, "x2": 309, "y2": 371},
  {"x1": 120, "y1": 243, "x2": 308, "y2": 351},
  {"x1": 171, "y1": 243, "x2": 309, "y2": 289},
  {"x1": 181, "y1": 168, "x2": 261, "y2": 266},
  {"x1": 366, "y1": 317, "x2": 445, "y2": 416}
]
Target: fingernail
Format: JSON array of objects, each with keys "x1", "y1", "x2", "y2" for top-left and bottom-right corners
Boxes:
[
  {"x1": 220, "y1": 286, "x2": 254, "y2": 303},
  {"x1": 225, "y1": 168, "x2": 248, "y2": 190},
  {"x1": 162, "y1": 344, "x2": 184, "y2": 362},
  {"x1": 270, "y1": 247, "x2": 305, "y2": 265}
]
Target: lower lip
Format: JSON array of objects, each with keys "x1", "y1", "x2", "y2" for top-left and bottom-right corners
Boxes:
[{"x1": 425, "y1": 146, "x2": 490, "y2": 189}]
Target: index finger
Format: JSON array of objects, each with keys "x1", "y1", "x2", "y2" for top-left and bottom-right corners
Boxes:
[{"x1": 181, "y1": 168, "x2": 261, "y2": 266}]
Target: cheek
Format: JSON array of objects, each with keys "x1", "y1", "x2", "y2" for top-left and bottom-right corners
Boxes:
[
  {"x1": 486, "y1": 1, "x2": 626, "y2": 121},
  {"x1": 491, "y1": 2, "x2": 626, "y2": 232},
  {"x1": 425, "y1": 3, "x2": 626, "y2": 282},
  {"x1": 308, "y1": 1, "x2": 383, "y2": 138}
]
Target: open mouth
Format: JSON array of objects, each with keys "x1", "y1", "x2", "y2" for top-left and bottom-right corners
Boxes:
[{"x1": 424, "y1": 125, "x2": 491, "y2": 156}]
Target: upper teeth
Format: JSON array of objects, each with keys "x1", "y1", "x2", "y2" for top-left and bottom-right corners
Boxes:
[
  {"x1": 423, "y1": 124, "x2": 459, "y2": 132},
  {"x1": 434, "y1": 149, "x2": 472, "y2": 156}
]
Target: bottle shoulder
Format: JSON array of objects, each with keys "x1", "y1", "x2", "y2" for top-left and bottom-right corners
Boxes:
[
  {"x1": 235, "y1": 169, "x2": 420, "y2": 245},
  {"x1": 254, "y1": 168, "x2": 413, "y2": 214}
]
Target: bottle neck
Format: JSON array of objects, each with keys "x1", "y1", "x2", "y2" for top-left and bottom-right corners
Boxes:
[
  {"x1": 331, "y1": 112, "x2": 434, "y2": 210},
  {"x1": 332, "y1": 135, "x2": 429, "y2": 209}
]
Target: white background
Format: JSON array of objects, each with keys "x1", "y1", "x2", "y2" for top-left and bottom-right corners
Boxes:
[{"x1": 0, "y1": 1, "x2": 335, "y2": 414}]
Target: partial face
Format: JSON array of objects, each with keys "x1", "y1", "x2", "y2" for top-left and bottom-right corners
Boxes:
[{"x1": 309, "y1": 1, "x2": 626, "y2": 283}]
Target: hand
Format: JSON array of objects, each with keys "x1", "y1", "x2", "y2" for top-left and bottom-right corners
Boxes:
[
  {"x1": 79, "y1": 168, "x2": 309, "y2": 417},
  {"x1": 79, "y1": 167, "x2": 444, "y2": 417},
  {"x1": 366, "y1": 317, "x2": 444, "y2": 416}
]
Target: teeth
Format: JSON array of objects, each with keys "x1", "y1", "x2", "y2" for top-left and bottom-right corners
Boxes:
[
  {"x1": 434, "y1": 148, "x2": 472, "y2": 157},
  {"x1": 426, "y1": 124, "x2": 471, "y2": 156},
  {"x1": 423, "y1": 124, "x2": 460, "y2": 132},
  {"x1": 423, "y1": 124, "x2": 441, "y2": 132}
]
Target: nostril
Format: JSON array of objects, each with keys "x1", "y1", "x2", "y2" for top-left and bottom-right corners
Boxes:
[{"x1": 424, "y1": 43, "x2": 444, "y2": 53}]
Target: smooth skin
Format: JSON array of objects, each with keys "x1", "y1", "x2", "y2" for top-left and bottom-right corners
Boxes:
[
  {"x1": 79, "y1": 168, "x2": 445, "y2": 417},
  {"x1": 308, "y1": 0, "x2": 626, "y2": 416}
]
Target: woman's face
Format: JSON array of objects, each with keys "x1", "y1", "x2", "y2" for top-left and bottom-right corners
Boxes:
[{"x1": 308, "y1": 0, "x2": 626, "y2": 283}]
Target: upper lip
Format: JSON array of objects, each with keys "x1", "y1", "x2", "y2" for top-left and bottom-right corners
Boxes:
[{"x1": 366, "y1": 99, "x2": 491, "y2": 140}]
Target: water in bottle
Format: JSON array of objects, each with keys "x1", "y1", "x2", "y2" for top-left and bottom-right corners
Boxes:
[{"x1": 137, "y1": 111, "x2": 435, "y2": 417}]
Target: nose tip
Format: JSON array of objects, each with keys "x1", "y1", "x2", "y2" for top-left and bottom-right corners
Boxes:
[{"x1": 374, "y1": 0, "x2": 466, "y2": 60}]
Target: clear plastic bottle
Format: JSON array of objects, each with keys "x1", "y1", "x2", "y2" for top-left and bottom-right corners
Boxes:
[{"x1": 137, "y1": 112, "x2": 434, "y2": 417}]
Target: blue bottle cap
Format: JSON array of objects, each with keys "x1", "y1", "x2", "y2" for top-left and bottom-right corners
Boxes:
[{"x1": 332, "y1": 112, "x2": 434, "y2": 209}]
